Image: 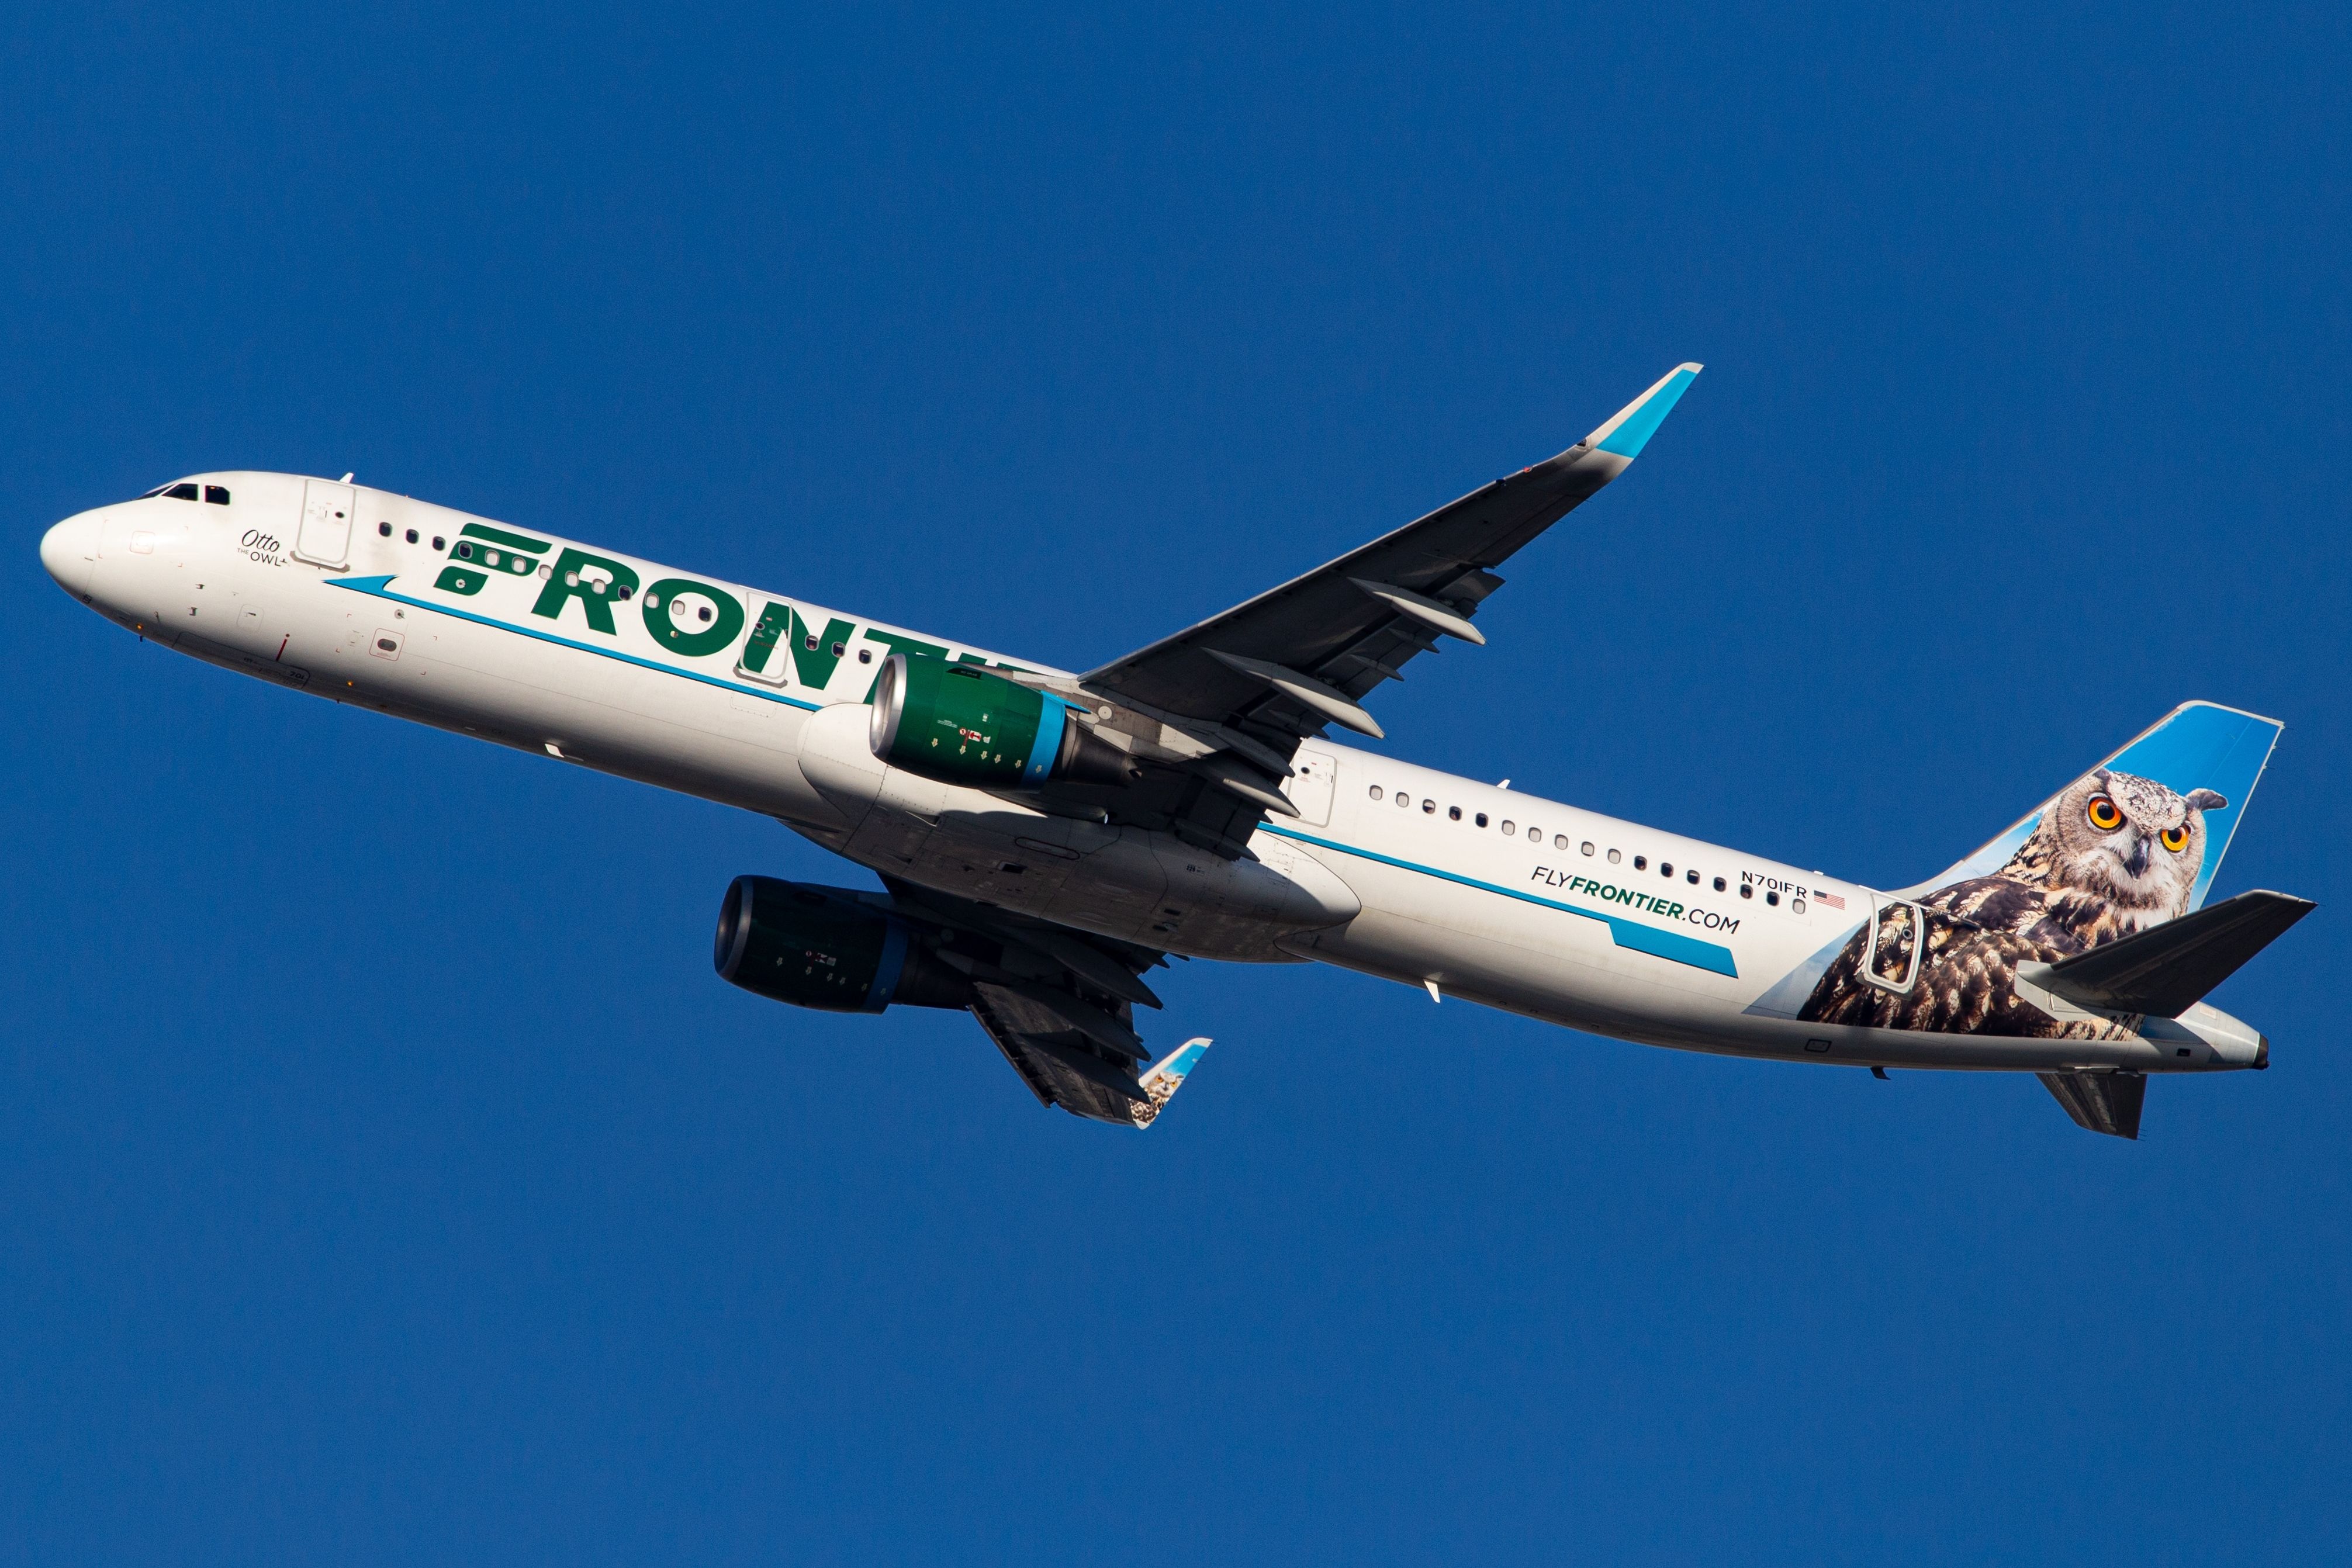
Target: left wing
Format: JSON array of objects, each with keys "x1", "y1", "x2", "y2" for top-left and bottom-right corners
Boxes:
[
  {"x1": 1084, "y1": 363, "x2": 1702, "y2": 736},
  {"x1": 1009, "y1": 364, "x2": 1701, "y2": 857}
]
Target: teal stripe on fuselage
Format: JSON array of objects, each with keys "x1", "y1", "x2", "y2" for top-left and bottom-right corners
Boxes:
[
  {"x1": 326, "y1": 575, "x2": 824, "y2": 710},
  {"x1": 1263, "y1": 824, "x2": 1739, "y2": 977},
  {"x1": 328, "y1": 579, "x2": 1735, "y2": 978}
]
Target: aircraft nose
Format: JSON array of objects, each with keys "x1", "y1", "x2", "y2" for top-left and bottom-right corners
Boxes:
[{"x1": 41, "y1": 510, "x2": 101, "y2": 596}]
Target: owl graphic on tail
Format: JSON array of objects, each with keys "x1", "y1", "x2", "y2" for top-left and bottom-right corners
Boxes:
[{"x1": 1799, "y1": 769, "x2": 2227, "y2": 1039}]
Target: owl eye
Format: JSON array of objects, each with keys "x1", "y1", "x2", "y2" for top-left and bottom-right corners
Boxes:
[
  {"x1": 2161, "y1": 824, "x2": 2190, "y2": 853},
  {"x1": 2086, "y1": 795, "x2": 2124, "y2": 832}
]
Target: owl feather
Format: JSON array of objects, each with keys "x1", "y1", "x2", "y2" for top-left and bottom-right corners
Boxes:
[{"x1": 1797, "y1": 769, "x2": 2226, "y2": 1037}]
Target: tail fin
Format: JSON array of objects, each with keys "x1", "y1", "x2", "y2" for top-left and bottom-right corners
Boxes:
[
  {"x1": 1905, "y1": 701, "x2": 2282, "y2": 912},
  {"x1": 1129, "y1": 1037, "x2": 1212, "y2": 1129}
]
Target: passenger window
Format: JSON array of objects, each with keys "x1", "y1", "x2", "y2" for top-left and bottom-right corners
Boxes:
[
  {"x1": 1607, "y1": 849, "x2": 1622, "y2": 864},
  {"x1": 856, "y1": 648, "x2": 870, "y2": 662},
  {"x1": 405, "y1": 528, "x2": 418, "y2": 543},
  {"x1": 1448, "y1": 806, "x2": 1462, "y2": 821},
  {"x1": 1634, "y1": 856, "x2": 1647, "y2": 870},
  {"x1": 1499, "y1": 819, "x2": 1513, "y2": 833},
  {"x1": 1740, "y1": 884, "x2": 1753, "y2": 899},
  {"x1": 698, "y1": 606, "x2": 714, "y2": 623},
  {"x1": 456, "y1": 542, "x2": 474, "y2": 559},
  {"x1": 1397, "y1": 794, "x2": 1410, "y2": 809},
  {"x1": 830, "y1": 642, "x2": 846, "y2": 657},
  {"x1": 431, "y1": 535, "x2": 445, "y2": 551},
  {"x1": 1474, "y1": 812, "x2": 1487, "y2": 828},
  {"x1": 1369, "y1": 787, "x2": 1385, "y2": 801},
  {"x1": 1766, "y1": 891, "x2": 1780, "y2": 906},
  {"x1": 203, "y1": 485, "x2": 230, "y2": 505},
  {"x1": 1661, "y1": 861, "x2": 1673, "y2": 877},
  {"x1": 615, "y1": 584, "x2": 632, "y2": 600},
  {"x1": 1422, "y1": 799, "x2": 1435, "y2": 814},
  {"x1": 165, "y1": 483, "x2": 199, "y2": 500},
  {"x1": 1713, "y1": 876, "x2": 1725, "y2": 891},
  {"x1": 378, "y1": 522, "x2": 392, "y2": 536},
  {"x1": 1580, "y1": 841, "x2": 1594, "y2": 856},
  {"x1": 1688, "y1": 870, "x2": 1700, "y2": 885}
]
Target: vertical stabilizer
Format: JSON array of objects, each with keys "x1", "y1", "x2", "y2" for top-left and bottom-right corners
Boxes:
[{"x1": 1907, "y1": 701, "x2": 2281, "y2": 913}]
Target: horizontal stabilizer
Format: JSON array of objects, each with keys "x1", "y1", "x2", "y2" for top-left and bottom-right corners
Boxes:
[
  {"x1": 2038, "y1": 890, "x2": 2315, "y2": 1018},
  {"x1": 2039, "y1": 1069, "x2": 2147, "y2": 1140}
]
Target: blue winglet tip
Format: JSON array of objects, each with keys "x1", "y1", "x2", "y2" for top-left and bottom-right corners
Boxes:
[{"x1": 1592, "y1": 362, "x2": 1703, "y2": 459}]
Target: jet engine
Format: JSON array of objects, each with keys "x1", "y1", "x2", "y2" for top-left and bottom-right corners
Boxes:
[
  {"x1": 867, "y1": 653, "x2": 1134, "y2": 790},
  {"x1": 712, "y1": 875, "x2": 971, "y2": 1013}
]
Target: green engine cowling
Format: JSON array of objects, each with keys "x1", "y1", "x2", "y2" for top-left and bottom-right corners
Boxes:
[
  {"x1": 867, "y1": 653, "x2": 1133, "y2": 789},
  {"x1": 712, "y1": 876, "x2": 969, "y2": 1013}
]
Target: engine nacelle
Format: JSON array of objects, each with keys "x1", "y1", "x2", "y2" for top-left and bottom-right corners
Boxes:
[
  {"x1": 867, "y1": 653, "x2": 1133, "y2": 790},
  {"x1": 712, "y1": 876, "x2": 970, "y2": 1013}
]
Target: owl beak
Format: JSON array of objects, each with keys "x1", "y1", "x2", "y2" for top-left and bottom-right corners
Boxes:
[{"x1": 2123, "y1": 834, "x2": 2151, "y2": 878}]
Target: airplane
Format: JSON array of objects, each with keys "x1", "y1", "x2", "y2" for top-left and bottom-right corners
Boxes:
[{"x1": 39, "y1": 365, "x2": 2312, "y2": 1139}]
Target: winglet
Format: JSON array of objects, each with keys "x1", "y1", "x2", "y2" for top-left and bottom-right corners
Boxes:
[
  {"x1": 1129, "y1": 1037, "x2": 1213, "y2": 1129},
  {"x1": 1585, "y1": 363, "x2": 1703, "y2": 459}
]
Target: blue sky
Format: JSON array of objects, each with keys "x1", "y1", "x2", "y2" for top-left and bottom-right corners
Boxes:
[{"x1": 5, "y1": 4, "x2": 2349, "y2": 1562}]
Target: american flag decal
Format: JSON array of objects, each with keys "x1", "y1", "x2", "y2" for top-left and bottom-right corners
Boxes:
[{"x1": 1815, "y1": 891, "x2": 1846, "y2": 911}]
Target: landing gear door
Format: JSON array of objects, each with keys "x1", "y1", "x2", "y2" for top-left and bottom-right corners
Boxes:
[
  {"x1": 1859, "y1": 897, "x2": 1925, "y2": 994},
  {"x1": 293, "y1": 479, "x2": 356, "y2": 569},
  {"x1": 1289, "y1": 750, "x2": 1337, "y2": 828}
]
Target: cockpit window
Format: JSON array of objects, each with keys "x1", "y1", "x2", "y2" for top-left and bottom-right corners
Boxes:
[
  {"x1": 163, "y1": 483, "x2": 200, "y2": 501},
  {"x1": 203, "y1": 485, "x2": 230, "y2": 505}
]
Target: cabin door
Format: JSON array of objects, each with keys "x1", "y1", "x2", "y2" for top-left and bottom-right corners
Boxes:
[
  {"x1": 1858, "y1": 897, "x2": 1925, "y2": 994},
  {"x1": 1288, "y1": 750, "x2": 1337, "y2": 827},
  {"x1": 292, "y1": 479, "x2": 356, "y2": 569}
]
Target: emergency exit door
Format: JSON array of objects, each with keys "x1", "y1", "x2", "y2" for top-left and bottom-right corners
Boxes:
[
  {"x1": 1289, "y1": 750, "x2": 1338, "y2": 826},
  {"x1": 292, "y1": 479, "x2": 356, "y2": 568}
]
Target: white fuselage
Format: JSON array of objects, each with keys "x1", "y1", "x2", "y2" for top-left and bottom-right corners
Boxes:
[{"x1": 40, "y1": 472, "x2": 2263, "y2": 1078}]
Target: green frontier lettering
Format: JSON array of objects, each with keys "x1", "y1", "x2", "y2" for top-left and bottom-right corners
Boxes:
[
  {"x1": 742, "y1": 602, "x2": 869, "y2": 690},
  {"x1": 531, "y1": 548, "x2": 642, "y2": 634},
  {"x1": 643, "y1": 578, "x2": 748, "y2": 658},
  {"x1": 437, "y1": 524, "x2": 551, "y2": 598},
  {"x1": 791, "y1": 608, "x2": 859, "y2": 687},
  {"x1": 741, "y1": 603, "x2": 790, "y2": 674},
  {"x1": 860, "y1": 630, "x2": 951, "y2": 698}
]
